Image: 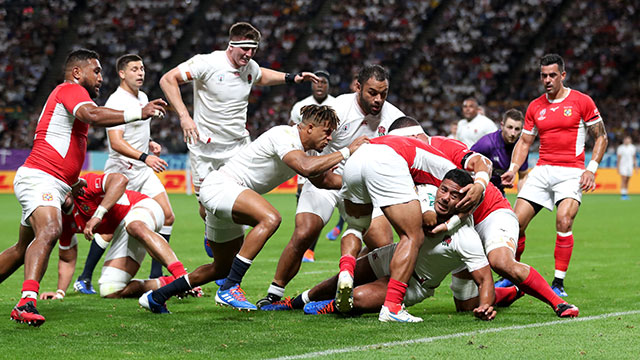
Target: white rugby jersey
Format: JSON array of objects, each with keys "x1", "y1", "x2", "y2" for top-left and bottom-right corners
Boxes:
[
  {"x1": 322, "y1": 92, "x2": 404, "y2": 173},
  {"x1": 178, "y1": 50, "x2": 262, "y2": 148},
  {"x1": 456, "y1": 114, "x2": 497, "y2": 147},
  {"x1": 289, "y1": 94, "x2": 336, "y2": 125},
  {"x1": 104, "y1": 87, "x2": 150, "y2": 169},
  {"x1": 221, "y1": 125, "x2": 303, "y2": 194},
  {"x1": 411, "y1": 184, "x2": 489, "y2": 290},
  {"x1": 617, "y1": 143, "x2": 636, "y2": 170}
]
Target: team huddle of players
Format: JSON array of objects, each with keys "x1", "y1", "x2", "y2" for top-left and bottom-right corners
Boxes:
[{"x1": 2, "y1": 22, "x2": 609, "y2": 326}]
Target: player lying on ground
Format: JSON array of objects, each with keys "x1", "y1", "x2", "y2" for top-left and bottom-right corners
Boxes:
[
  {"x1": 263, "y1": 170, "x2": 496, "y2": 322},
  {"x1": 45, "y1": 172, "x2": 190, "y2": 299},
  {"x1": 139, "y1": 104, "x2": 368, "y2": 313}
]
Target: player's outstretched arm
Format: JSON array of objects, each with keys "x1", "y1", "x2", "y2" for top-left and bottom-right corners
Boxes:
[
  {"x1": 470, "y1": 265, "x2": 496, "y2": 321},
  {"x1": 308, "y1": 170, "x2": 342, "y2": 190},
  {"x1": 581, "y1": 121, "x2": 608, "y2": 192},
  {"x1": 256, "y1": 68, "x2": 319, "y2": 86},
  {"x1": 107, "y1": 130, "x2": 167, "y2": 173},
  {"x1": 282, "y1": 136, "x2": 369, "y2": 178},
  {"x1": 75, "y1": 100, "x2": 166, "y2": 127},
  {"x1": 82, "y1": 174, "x2": 128, "y2": 240},
  {"x1": 502, "y1": 132, "x2": 535, "y2": 187}
]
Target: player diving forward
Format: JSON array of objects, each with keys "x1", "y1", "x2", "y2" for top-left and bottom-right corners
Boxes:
[{"x1": 139, "y1": 105, "x2": 368, "y2": 313}]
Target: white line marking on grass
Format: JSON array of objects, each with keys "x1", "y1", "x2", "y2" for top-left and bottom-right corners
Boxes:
[
  {"x1": 270, "y1": 310, "x2": 640, "y2": 360},
  {"x1": 300, "y1": 270, "x2": 336, "y2": 275}
]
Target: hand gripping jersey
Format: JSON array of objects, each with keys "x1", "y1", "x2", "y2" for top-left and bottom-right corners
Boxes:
[
  {"x1": 470, "y1": 130, "x2": 529, "y2": 193},
  {"x1": 23, "y1": 83, "x2": 95, "y2": 185},
  {"x1": 428, "y1": 136, "x2": 512, "y2": 224},
  {"x1": 71, "y1": 173, "x2": 148, "y2": 235},
  {"x1": 524, "y1": 89, "x2": 602, "y2": 169}
]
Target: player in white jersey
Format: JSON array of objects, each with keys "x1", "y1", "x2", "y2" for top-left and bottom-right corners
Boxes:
[
  {"x1": 73, "y1": 55, "x2": 177, "y2": 294},
  {"x1": 617, "y1": 135, "x2": 637, "y2": 200},
  {"x1": 138, "y1": 105, "x2": 368, "y2": 313},
  {"x1": 159, "y1": 22, "x2": 320, "y2": 224},
  {"x1": 257, "y1": 65, "x2": 404, "y2": 309},
  {"x1": 289, "y1": 70, "x2": 335, "y2": 262},
  {"x1": 275, "y1": 170, "x2": 496, "y2": 322},
  {"x1": 456, "y1": 97, "x2": 498, "y2": 147}
]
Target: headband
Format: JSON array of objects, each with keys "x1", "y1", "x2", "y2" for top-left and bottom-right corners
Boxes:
[
  {"x1": 388, "y1": 125, "x2": 426, "y2": 136},
  {"x1": 229, "y1": 40, "x2": 259, "y2": 48}
]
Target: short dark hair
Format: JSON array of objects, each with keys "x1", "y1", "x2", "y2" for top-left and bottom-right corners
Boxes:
[
  {"x1": 314, "y1": 70, "x2": 330, "y2": 82},
  {"x1": 116, "y1": 54, "x2": 143, "y2": 73},
  {"x1": 443, "y1": 168, "x2": 473, "y2": 188},
  {"x1": 229, "y1": 22, "x2": 261, "y2": 42},
  {"x1": 502, "y1": 108, "x2": 524, "y2": 123},
  {"x1": 357, "y1": 64, "x2": 389, "y2": 86},
  {"x1": 388, "y1": 116, "x2": 420, "y2": 133},
  {"x1": 540, "y1": 53, "x2": 564, "y2": 72},
  {"x1": 463, "y1": 97, "x2": 478, "y2": 105},
  {"x1": 65, "y1": 49, "x2": 99, "y2": 70},
  {"x1": 300, "y1": 104, "x2": 339, "y2": 130}
]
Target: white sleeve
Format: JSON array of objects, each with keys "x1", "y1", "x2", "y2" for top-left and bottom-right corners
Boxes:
[
  {"x1": 274, "y1": 127, "x2": 304, "y2": 160},
  {"x1": 290, "y1": 102, "x2": 302, "y2": 124},
  {"x1": 452, "y1": 225, "x2": 489, "y2": 273},
  {"x1": 177, "y1": 54, "x2": 212, "y2": 82},
  {"x1": 416, "y1": 184, "x2": 437, "y2": 213}
]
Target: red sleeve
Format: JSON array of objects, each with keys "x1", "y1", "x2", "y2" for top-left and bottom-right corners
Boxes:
[
  {"x1": 431, "y1": 136, "x2": 471, "y2": 169},
  {"x1": 82, "y1": 173, "x2": 107, "y2": 199},
  {"x1": 57, "y1": 83, "x2": 94, "y2": 116},
  {"x1": 579, "y1": 94, "x2": 601, "y2": 125}
]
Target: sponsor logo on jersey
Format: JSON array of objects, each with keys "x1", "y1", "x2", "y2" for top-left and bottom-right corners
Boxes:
[
  {"x1": 247, "y1": 74, "x2": 252, "y2": 84},
  {"x1": 42, "y1": 193, "x2": 53, "y2": 201},
  {"x1": 564, "y1": 109, "x2": 572, "y2": 117},
  {"x1": 550, "y1": 106, "x2": 559, "y2": 112},
  {"x1": 377, "y1": 126, "x2": 386, "y2": 136},
  {"x1": 538, "y1": 108, "x2": 546, "y2": 120}
]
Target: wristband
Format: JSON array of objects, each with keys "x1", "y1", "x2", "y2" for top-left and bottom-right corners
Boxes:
[
  {"x1": 444, "y1": 215, "x2": 462, "y2": 231},
  {"x1": 92, "y1": 205, "x2": 108, "y2": 220},
  {"x1": 508, "y1": 162, "x2": 519, "y2": 172},
  {"x1": 56, "y1": 289, "x2": 65, "y2": 299},
  {"x1": 139, "y1": 153, "x2": 149, "y2": 162},
  {"x1": 586, "y1": 160, "x2": 599, "y2": 173},
  {"x1": 474, "y1": 179, "x2": 487, "y2": 191},
  {"x1": 285, "y1": 72, "x2": 296, "y2": 84},
  {"x1": 72, "y1": 179, "x2": 82, "y2": 187},
  {"x1": 123, "y1": 106, "x2": 143, "y2": 123},
  {"x1": 339, "y1": 147, "x2": 351, "y2": 160},
  {"x1": 474, "y1": 171, "x2": 489, "y2": 191}
]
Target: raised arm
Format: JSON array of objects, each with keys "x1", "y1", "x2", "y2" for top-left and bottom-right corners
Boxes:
[
  {"x1": 256, "y1": 68, "x2": 319, "y2": 86},
  {"x1": 107, "y1": 129, "x2": 167, "y2": 173}
]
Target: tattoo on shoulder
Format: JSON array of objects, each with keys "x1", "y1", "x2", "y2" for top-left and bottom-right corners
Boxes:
[{"x1": 588, "y1": 121, "x2": 606, "y2": 138}]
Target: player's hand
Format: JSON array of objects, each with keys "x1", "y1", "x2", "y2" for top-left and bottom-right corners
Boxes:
[
  {"x1": 145, "y1": 154, "x2": 168, "y2": 173},
  {"x1": 296, "y1": 72, "x2": 320, "y2": 84},
  {"x1": 580, "y1": 170, "x2": 596, "y2": 192},
  {"x1": 180, "y1": 115, "x2": 199, "y2": 145},
  {"x1": 142, "y1": 99, "x2": 167, "y2": 120},
  {"x1": 455, "y1": 183, "x2": 484, "y2": 212},
  {"x1": 473, "y1": 304, "x2": 496, "y2": 321},
  {"x1": 71, "y1": 178, "x2": 87, "y2": 198},
  {"x1": 39, "y1": 292, "x2": 58, "y2": 300},
  {"x1": 501, "y1": 170, "x2": 516, "y2": 187},
  {"x1": 149, "y1": 141, "x2": 162, "y2": 156},
  {"x1": 83, "y1": 217, "x2": 102, "y2": 240},
  {"x1": 347, "y1": 136, "x2": 370, "y2": 154}
]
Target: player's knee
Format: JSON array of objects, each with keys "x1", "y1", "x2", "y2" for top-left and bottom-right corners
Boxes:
[
  {"x1": 125, "y1": 221, "x2": 148, "y2": 238},
  {"x1": 261, "y1": 212, "x2": 282, "y2": 233},
  {"x1": 98, "y1": 267, "x2": 131, "y2": 297},
  {"x1": 163, "y1": 210, "x2": 175, "y2": 226},
  {"x1": 556, "y1": 217, "x2": 573, "y2": 232}
]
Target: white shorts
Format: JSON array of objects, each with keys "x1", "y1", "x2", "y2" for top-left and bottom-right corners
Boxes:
[
  {"x1": 341, "y1": 144, "x2": 418, "y2": 208},
  {"x1": 104, "y1": 198, "x2": 165, "y2": 265},
  {"x1": 13, "y1": 166, "x2": 71, "y2": 227},
  {"x1": 104, "y1": 160, "x2": 166, "y2": 198},
  {"x1": 619, "y1": 165, "x2": 633, "y2": 177},
  {"x1": 189, "y1": 137, "x2": 250, "y2": 193},
  {"x1": 367, "y1": 243, "x2": 432, "y2": 307},
  {"x1": 518, "y1": 165, "x2": 583, "y2": 211},
  {"x1": 475, "y1": 208, "x2": 519, "y2": 255},
  {"x1": 200, "y1": 170, "x2": 247, "y2": 243},
  {"x1": 296, "y1": 181, "x2": 341, "y2": 224},
  {"x1": 98, "y1": 266, "x2": 133, "y2": 297}
]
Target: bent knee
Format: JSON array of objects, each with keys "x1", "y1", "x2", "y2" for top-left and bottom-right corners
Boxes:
[{"x1": 262, "y1": 212, "x2": 282, "y2": 232}]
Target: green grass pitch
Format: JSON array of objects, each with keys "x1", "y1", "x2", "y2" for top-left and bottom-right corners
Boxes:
[{"x1": 0, "y1": 193, "x2": 638, "y2": 359}]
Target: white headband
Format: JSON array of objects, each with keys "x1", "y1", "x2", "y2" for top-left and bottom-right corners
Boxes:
[
  {"x1": 229, "y1": 40, "x2": 259, "y2": 48},
  {"x1": 388, "y1": 125, "x2": 426, "y2": 136}
]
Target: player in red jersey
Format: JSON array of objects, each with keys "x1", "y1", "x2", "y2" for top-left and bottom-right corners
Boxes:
[
  {"x1": 502, "y1": 54, "x2": 608, "y2": 297},
  {"x1": 388, "y1": 116, "x2": 579, "y2": 318},
  {"x1": 41, "y1": 173, "x2": 188, "y2": 302},
  {"x1": 0, "y1": 49, "x2": 166, "y2": 326}
]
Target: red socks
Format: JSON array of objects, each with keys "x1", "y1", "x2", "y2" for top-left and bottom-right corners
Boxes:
[
  {"x1": 339, "y1": 255, "x2": 356, "y2": 277},
  {"x1": 515, "y1": 234, "x2": 526, "y2": 261},
  {"x1": 19, "y1": 280, "x2": 40, "y2": 307},
  {"x1": 158, "y1": 275, "x2": 176, "y2": 287},
  {"x1": 167, "y1": 261, "x2": 187, "y2": 278},
  {"x1": 554, "y1": 232, "x2": 574, "y2": 272},
  {"x1": 518, "y1": 267, "x2": 563, "y2": 308},
  {"x1": 494, "y1": 286, "x2": 520, "y2": 307},
  {"x1": 383, "y1": 278, "x2": 408, "y2": 313}
]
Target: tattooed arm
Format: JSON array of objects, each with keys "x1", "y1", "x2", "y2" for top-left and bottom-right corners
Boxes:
[{"x1": 581, "y1": 121, "x2": 608, "y2": 192}]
